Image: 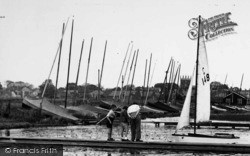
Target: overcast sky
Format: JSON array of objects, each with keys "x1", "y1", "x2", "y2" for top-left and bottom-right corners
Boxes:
[{"x1": 1, "y1": 0, "x2": 250, "y2": 89}]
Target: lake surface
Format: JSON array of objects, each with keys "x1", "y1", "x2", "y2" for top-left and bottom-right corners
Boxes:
[{"x1": 6, "y1": 119, "x2": 250, "y2": 156}]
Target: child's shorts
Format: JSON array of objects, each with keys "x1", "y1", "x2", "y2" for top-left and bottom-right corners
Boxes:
[{"x1": 106, "y1": 117, "x2": 114, "y2": 128}]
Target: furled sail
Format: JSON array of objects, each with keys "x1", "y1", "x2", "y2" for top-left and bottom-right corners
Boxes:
[
  {"x1": 196, "y1": 36, "x2": 211, "y2": 123},
  {"x1": 176, "y1": 68, "x2": 195, "y2": 130}
]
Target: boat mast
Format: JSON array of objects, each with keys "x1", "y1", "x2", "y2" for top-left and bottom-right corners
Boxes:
[
  {"x1": 119, "y1": 75, "x2": 124, "y2": 100},
  {"x1": 127, "y1": 49, "x2": 139, "y2": 105},
  {"x1": 123, "y1": 50, "x2": 136, "y2": 102},
  {"x1": 158, "y1": 58, "x2": 172, "y2": 102},
  {"x1": 83, "y1": 37, "x2": 93, "y2": 101},
  {"x1": 167, "y1": 64, "x2": 180, "y2": 105},
  {"x1": 74, "y1": 39, "x2": 84, "y2": 105},
  {"x1": 166, "y1": 60, "x2": 175, "y2": 103},
  {"x1": 144, "y1": 54, "x2": 152, "y2": 105},
  {"x1": 65, "y1": 18, "x2": 74, "y2": 108},
  {"x1": 142, "y1": 59, "x2": 147, "y2": 104},
  {"x1": 169, "y1": 60, "x2": 174, "y2": 83},
  {"x1": 240, "y1": 73, "x2": 244, "y2": 91},
  {"x1": 144, "y1": 61, "x2": 157, "y2": 105},
  {"x1": 53, "y1": 23, "x2": 65, "y2": 104},
  {"x1": 119, "y1": 44, "x2": 133, "y2": 100},
  {"x1": 177, "y1": 64, "x2": 181, "y2": 87},
  {"x1": 98, "y1": 69, "x2": 100, "y2": 99},
  {"x1": 194, "y1": 15, "x2": 201, "y2": 134},
  {"x1": 224, "y1": 74, "x2": 228, "y2": 85},
  {"x1": 146, "y1": 53, "x2": 152, "y2": 103},
  {"x1": 40, "y1": 18, "x2": 70, "y2": 112},
  {"x1": 113, "y1": 42, "x2": 131, "y2": 100},
  {"x1": 165, "y1": 59, "x2": 173, "y2": 103},
  {"x1": 170, "y1": 61, "x2": 175, "y2": 83},
  {"x1": 98, "y1": 40, "x2": 107, "y2": 100},
  {"x1": 120, "y1": 75, "x2": 124, "y2": 99},
  {"x1": 174, "y1": 64, "x2": 181, "y2": 104}
]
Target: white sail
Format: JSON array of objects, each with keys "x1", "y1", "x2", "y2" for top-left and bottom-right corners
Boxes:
[
  {"x1": 176, "y1": 68, "x2": 195, "y2": 130},
  {"x1": 172, "y1": 16, "x2": 242, "y2": 144},
  {"x1": 196, "y1": 36, "x2": 211, "y2": 123}
]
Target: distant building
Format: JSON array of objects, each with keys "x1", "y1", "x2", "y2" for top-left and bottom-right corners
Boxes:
[
  {"x1": 139, "y1": 89, "x2": 160, "y2": 101},
  {"x1": 57, "y1": 89, "x2": 76, "y2": 99},
  {"x1": 30, "y1": 88, "x2": 40, "y2": 97},
  {"x1": 108, "y1": 90, "x2": 133, "y2": 99},
  {"x1": 180, "y1": 76, "x2": 191, "y2": 95},
  {"x1": 240, "y1": 90, "x2": 250, "y2": 105},
  {"x1": 89, "y1": 90, "x2": 104, "y2": 99},
  {"x1": 21, "y1": 87, "x2": 31, "y2": 97},
  {"x1": 223, "y1": 91, "x2": 247, "y2": 106}
]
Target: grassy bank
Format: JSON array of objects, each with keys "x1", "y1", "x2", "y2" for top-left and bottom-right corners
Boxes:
[{"x1": 211, "y1": 112, "x2": 250, "y2": 122}]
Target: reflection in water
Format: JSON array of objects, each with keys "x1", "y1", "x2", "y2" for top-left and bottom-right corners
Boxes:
[
  {"x1": 63, "y1": 147, "x2": 193, "y2": 156},
  {"x1": 8, "y1": 123, "x2": 250, "y2": 156},
  {"x1": 63, "y1": 146, "x2": 248, "y2": 156}
]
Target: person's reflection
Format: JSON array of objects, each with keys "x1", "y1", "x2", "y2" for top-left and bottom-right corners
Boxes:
[
  {"x1": 107, "y1": 149, "x2": 141, "y2": 156},
  {"x1": 129, "y1": 149, "x2": 140, "y2": 155}
]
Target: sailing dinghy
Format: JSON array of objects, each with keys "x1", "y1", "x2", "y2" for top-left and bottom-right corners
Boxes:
[
  {"x1": 172, "y1": 15, "x2": 247, "y2": 144},
  {"x1": 23, "y1": 97, "x2": 79, "y2": 121}
]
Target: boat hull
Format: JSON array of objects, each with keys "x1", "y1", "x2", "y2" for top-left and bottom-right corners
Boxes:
[
  {"x1": 23, "y1": 97, "x2": 79, "y2": 121},
  {"x1": 172, "y1": 133, "x2": 248, "y2": 144}
]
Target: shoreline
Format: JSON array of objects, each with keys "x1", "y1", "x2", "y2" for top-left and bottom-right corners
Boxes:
[{"x1": 2, "y1": 113, "x2": 250, "y2": 130}]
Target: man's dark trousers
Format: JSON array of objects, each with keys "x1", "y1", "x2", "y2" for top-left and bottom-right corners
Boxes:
[{"x1": 130, "y1": 114, "x2": 141, "y2": 141}]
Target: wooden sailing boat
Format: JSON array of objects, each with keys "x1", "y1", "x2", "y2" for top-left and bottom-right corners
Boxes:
[
  {"x1": 23, "y1": 18, "x2": 79, "y2": 121},
  {"x1": 145, "y1": 58, "x2": 180, "y2": 113},
  {"x1": 172, "y1": 15, "x2": 245, "y2": 144}
]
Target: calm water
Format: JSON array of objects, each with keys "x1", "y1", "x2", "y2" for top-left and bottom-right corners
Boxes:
[{"x1": 7, "y1": 120, "x2": 250, "y2": 156}]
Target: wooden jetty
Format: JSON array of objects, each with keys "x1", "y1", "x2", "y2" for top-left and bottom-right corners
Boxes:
[
  {"x1": 0, "y1": 137, "x2": 250, "y2": 153},
  {"x1": 142, "y1": 121, "x2": 250, "y2": 129}
]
